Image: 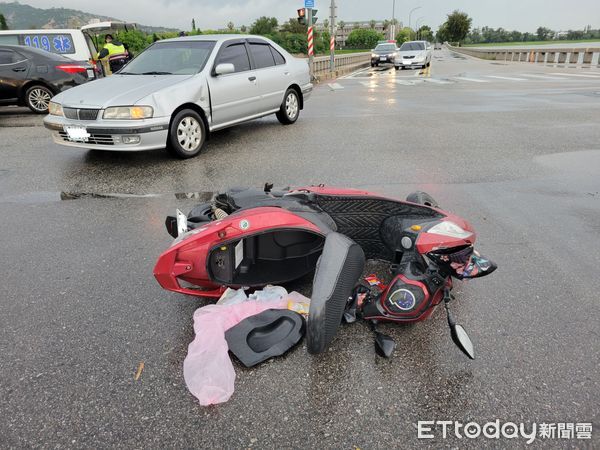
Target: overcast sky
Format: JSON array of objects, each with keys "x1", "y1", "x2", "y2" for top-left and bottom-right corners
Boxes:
[{"x1": 15, "y1": 0, "x2": 600, "y2": 31}]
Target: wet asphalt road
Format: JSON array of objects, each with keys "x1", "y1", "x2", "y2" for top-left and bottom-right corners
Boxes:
[{"x1": 1, "y1": 50, "x2": 599, "y2": 448}]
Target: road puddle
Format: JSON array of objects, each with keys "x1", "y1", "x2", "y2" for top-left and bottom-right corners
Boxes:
[{"x1": 0, "y1": 191, "x2": 215, "y2": 204}]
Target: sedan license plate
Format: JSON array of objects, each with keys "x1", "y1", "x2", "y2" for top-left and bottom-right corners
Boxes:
[
  {"x1": 86, "y1": 69, "x2": 95, "y2": 79},
  {"x1": 380, "y1": 56, "x2": 387, "y2": 61},
  {"x1": 64, "y1": 126, "x2": 90, "y2": 142}
]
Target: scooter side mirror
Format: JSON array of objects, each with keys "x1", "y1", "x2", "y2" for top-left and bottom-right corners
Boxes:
[
  {"x1": 450, "y1": 324, "x2": 475, "y2": 359},
  {"x1": 374, "y1": 331, "x2": 396, "y2": 358}
]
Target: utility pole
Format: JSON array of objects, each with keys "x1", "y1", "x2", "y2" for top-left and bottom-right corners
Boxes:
[
  {"x1": 307, "y1": 8, "x2": 314, "y2": 77},
  {"x1": 390, "y1": 0, "x2": 396, "y2": 41},
  {"x1": 329, "y1": 0, "x2": 336, "y2": 72}
]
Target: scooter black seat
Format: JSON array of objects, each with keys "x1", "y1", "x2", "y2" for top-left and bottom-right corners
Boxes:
[
  {"x1": 225, "y1": 309, "x2": 305, "y2": 367},
  {"x1": 307, "y1": 232, "x2": 366, "y2": 354}
]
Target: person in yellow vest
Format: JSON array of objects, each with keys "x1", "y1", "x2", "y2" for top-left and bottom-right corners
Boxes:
[{"x1": 97, "y1": 34, "x2": 129, "y2": 75}]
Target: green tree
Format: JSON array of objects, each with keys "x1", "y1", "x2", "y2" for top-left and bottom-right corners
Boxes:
[
  {"x1": 0, "y1": 13, "x2": 8, "y2": 30},
  {"x1": 116, "y1": 29, "x2": 148, "y2": 54},
  {"x1": 338, "y1": 20, "x2": 345, "y2": 30},
  {"x1": 323, "y1": 18, "x2": 329, "y2": 30},
  {"x1": 442, "y1": 10, "x2": 472, "y2": 43},
  {"x1": 240, "y1": 25, "x2": 247, "y2": 33},
  {"x1": 227, "y1": 21, "x2": 234, "y2": 31},
  {"x1": 369, "y1": 20, "x2": 376, "y2": 29},
  {"x1": 395, "y1": 27, "x2": 412, "y2": 44},
  {"x1": 436, "y1": 23, "x2": 449, "y2": 43},
  {"x1": 536, "y1": 26, "x2": 554, "y2": 40},
  {"x1": 346, "y1": 28, "x2": 383, "y2": 48},
  {"x1": 281, "y1": 18, "x2": 306, "y2": 34},
  {"x1": 192, "y1": 18, "x2": 196, "y2": 31},
  {"x1": 250, "y1": 16, "x2": 278, "y2": 35},
  {"x1": 417, "y1": 25, "x2": 433, "y2": 41}
]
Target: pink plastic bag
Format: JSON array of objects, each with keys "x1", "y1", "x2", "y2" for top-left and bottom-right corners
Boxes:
[{"x1": 183, "y1": 299, "x2": 288, "y2": 406}]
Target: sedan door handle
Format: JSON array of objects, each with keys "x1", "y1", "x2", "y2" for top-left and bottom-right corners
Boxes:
[
  {"x1": 248, "y1": 76, "x2": 256, "y2": 82},
  {"x1": 12, "y1": 67, "x2": 27, "y2": 72}
]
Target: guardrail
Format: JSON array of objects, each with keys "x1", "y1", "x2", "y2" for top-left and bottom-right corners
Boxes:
[
  {"x1": 310, "y1": 52, "x2": 371, "y2": 80},
  {"x1": 448, "y1": 45, "x2": 600, "y2": 67}
]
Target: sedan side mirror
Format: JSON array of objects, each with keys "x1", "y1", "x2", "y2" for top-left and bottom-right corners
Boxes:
[{"x1": 215, "y1": 63, "x2": 235, "y2": 75}]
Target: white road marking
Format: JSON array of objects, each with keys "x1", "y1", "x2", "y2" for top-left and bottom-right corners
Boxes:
[
  {"x1": 360, "y1": 81, "x2": 378, "y2": 88},
  {"x1": 452, "y1": 76, "x2": 489, "y2": 83},
  {"x1": 519, "y1": 74, "x2": 564, "y2": 80},
  {"x1": 328, "y1": 83, "x2": 344, "y2": 90},
  {"x1": 394, "y1": 79, "x2": 416, "y2": 85},
  {"x1": 486, "y1": 75, "x2": 528, "y2": 81},
  {"x1": 549, "y1": 72, "x2": 600, "y2": 78},
  {"x1": 423, "y1": 78, "x2": 453, "y2": 84}
]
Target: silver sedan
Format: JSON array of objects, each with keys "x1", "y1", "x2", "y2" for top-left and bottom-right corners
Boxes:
[{"x1": 43, "y1": 35, "x2": 312, "y2": 158}]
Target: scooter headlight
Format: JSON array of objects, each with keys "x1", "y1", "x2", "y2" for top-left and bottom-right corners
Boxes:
[{"x1": 427, "y1": 221, "x2": 472, "y2": 239}]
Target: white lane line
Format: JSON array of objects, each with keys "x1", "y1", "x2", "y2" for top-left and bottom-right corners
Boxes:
[
  {"x1": 486, "y1": 75, "x2": 528, "y2": 81},
  {"x1": 360, "y1": 81, "x2": 378, "y2": 88},
  {"x1": 328, "y1": 83, "x2": 344, "y2": 90},
  {"x1": 452, "y1": 76, "x2": 489, "y2": 83},
  {"x1": 394, "y1": 80, "x2": 415, "y2": 85},
  {"x1": 519, "y1": 74, "x2": 564, "y2": 80},
  {"x1": 549, "y1": 72, "x2": 600, "y2": 78},
  {"x1": 423, "y1": 78, "x2": 453, "y2": 84},
  {"x1": 340, "y1": 66, "x2": 371, "y2": 79}
]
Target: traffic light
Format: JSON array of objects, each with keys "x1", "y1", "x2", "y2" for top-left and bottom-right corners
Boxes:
[
  {"x1": 297, "y1": 8, "x2": 306, "y2": 25},
  {"x1": 312, "y1": 9, "x2": 318, "y2": 24}
]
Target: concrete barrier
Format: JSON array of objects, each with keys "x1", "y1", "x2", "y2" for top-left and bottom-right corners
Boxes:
[
  {"x1": 447, "y1": 44, "x2": 600, "y2": 68},
  {"x1": 310, "y1": 52, "x2": 371, "y2": 81}
]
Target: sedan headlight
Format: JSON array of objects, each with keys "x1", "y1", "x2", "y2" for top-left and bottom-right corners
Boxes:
[
  {"x1": 103, "y1": 106, "x2": 153, "y2": 120},
  {"x1": 49, "y1": 101, "x2": 63, "y2": 116},
  {"x1": 371, "y1": 53, "x2": 377, "y2": 58}
]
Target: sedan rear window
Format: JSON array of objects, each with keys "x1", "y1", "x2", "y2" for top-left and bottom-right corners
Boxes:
[
  {"x1": 250, "y1": 43, "x2": 275, "y2": 69},
  {"x1": 400, "y1": 42, "x2": 425, "y2": 51},
  {"x1": 270, "y1": 46, "x2": 286, "y2": 65},
  {"x1": 0, "y1": 49, "x2": 19, "y2": 64},
  {"x1": 120, "y1": 41, "x2": 216, "y2": 75},
  {"x1": 375, "y1": 44, "x2": 397, "y2": 52}
]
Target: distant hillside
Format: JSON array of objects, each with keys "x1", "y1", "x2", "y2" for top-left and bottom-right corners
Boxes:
[{"x1": 0, "y1": 1, "x2": 175, "y2": 32}]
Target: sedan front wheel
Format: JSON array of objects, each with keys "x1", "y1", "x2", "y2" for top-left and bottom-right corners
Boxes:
[{"x1": 167, "y1": 109, "x2": 206, "y2": 159}]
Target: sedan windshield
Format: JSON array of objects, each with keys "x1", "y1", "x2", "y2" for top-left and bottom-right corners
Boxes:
[
  {"x1": 120, "y1": 41, "x2": 216, "y2": 75},
  {"x1": 399, "y1": 42, "x2": 425, "y2": 51},
  {"x1": 374, "y1": 44, "x2": 397, "y2": 52}
]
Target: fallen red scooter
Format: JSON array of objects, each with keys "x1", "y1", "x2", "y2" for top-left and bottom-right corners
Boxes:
[{"x1": 154, "y1": 185, "x2": 496, "y2": 358}]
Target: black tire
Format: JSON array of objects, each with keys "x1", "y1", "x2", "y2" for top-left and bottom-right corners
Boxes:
[
  {"x1": 406, "y1": 191, "x2": 439, "y2": 208},
  {"x1": 25, "y1": 85, "x2": 53, "y2": 114},
  {"x1": 166, "y1": 109, "x2": 206, "y2": 159},
  {"x1": 276, "y1": 88, "x2": 300, "y2": 125},
  {"x1": 426, "y1": 61, "x2": 431, "y2": 67},
  {"x1": 394, "y1": 66, "x2": 400, "y2": 70},
  {"x1": 370, "y1": 63, "x2": 375, "y2": 67}
]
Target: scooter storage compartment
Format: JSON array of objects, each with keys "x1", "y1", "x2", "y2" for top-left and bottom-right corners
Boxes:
[{"x1": 208, "y1": 229, "x2": 325, "y2": 287}]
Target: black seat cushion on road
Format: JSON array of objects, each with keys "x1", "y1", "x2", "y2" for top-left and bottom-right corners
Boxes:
[
  {"x1": 225, "y1": 309, "x2": 306, "y2": 367},
  {"x1": 307, "y1": 232, "x2": 366, "y2": 354}
]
